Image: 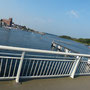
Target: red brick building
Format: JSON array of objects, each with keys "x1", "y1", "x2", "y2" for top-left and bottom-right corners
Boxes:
[{"x1": 1, "y1": 18, "x2": 13, "y2": 27}]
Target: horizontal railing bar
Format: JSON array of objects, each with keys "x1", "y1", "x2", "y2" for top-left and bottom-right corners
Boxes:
[
  {"x1": 0, "y1": 56, "x2": 20, "y2": 59},
  {"x1": 20, "y1": 74, "x2": 70, "y2": 79},
  {"x1": 24, "y1": 58, "x2": 75, "y2": 61},
  {"x1": 0, "y1": 53, "x2": 75, "y2": 60},
  {"x1": 0, "y1": 45, "x2": 90, "y2": 57},
  {"x1": 0, "y1": 52, "x2": 21, "y2": 56},
  {"x1": 26, "y1": 54, "x2": 76, "y2": 59},
  {"x1": 0, "y1": 77, "x2": 16, "y2": 79},
  {"x1": 75, "y1": 73, "x2": 90, "y2": 75},
  {"x1": 80, "y1": 61, "x2": 88, "y2": 62}
]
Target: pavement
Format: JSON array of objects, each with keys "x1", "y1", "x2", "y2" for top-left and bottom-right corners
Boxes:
[{"x1": 0, "y1": 76, "x2": 90, "y2": 90}]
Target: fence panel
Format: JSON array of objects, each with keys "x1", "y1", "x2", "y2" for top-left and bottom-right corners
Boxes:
[
  {"x1": 0, "y1": 45, "x2": 90, "y2": 83},
  {"x1": 76, "y1": 60, "x2": 90, "y2": 75},
  {"x1": 20, "y1": 58, "x2": 75, "y2": 78},
  {"x1": 0, "y1": 57, "x2": 20, "y2": 79}
]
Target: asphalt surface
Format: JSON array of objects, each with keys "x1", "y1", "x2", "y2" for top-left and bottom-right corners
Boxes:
[{"x1": 0, "y1": 76, "x2": 90, "y2": 90}]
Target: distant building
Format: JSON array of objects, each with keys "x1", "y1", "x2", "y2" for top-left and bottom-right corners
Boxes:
[{"x1": 0, "y1": 18, "x2": 13, "y2": 27}]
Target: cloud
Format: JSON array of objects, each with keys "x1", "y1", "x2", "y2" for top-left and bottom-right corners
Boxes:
[{"x1": 67, "y1": 10, "x2": 79, "y2": 18}]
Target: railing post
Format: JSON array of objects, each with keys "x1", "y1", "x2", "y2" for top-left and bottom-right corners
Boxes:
[
  {"x1": 70, "y1": 56, "x2": 81, "y2": 78},
  {"x1": 16, "y1": 52, "x2": 25, "y2": 83},
  {"x1": 88, "y1": 58, "x2": 90, "y2": 64}
]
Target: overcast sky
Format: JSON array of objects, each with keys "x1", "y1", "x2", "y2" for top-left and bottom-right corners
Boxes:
[{"x1": 0, "y1": 0, "x2": 90, "y2": 38}]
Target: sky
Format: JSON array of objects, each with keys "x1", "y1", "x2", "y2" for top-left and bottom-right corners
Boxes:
[{"x1": 0, "y1": 0, "x2": 90, "y2": 38}]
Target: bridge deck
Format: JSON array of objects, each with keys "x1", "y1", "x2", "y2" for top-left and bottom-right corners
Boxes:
[{"x1": 0, "y1": 76, "x2": 90, "y2": 90}]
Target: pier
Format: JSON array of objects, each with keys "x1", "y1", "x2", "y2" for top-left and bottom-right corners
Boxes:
[{"x1": 51, "y1": 41, "x2": 78, "y2": 53}]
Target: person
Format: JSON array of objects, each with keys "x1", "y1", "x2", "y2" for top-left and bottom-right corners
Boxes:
[
  {"x1": 51, "y1": 41, "x2": 56, "y2": 47},
  {"x1": 57, "y1": 45, "x2": 62, "y2": 51}
]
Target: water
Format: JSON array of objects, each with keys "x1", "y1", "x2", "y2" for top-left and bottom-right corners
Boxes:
[
  {"x1": 0, "y1": 27, "x2": 90, "y2": 54},
  {"x1": 0, "y1": 27, "x2": 90, "y2": 77},
  {"x1": 45, "y1": 34, "x2": 90, "y2": 54},
  {"x1": 0, "y1": 27, "x2": 51, "y2": 50}
]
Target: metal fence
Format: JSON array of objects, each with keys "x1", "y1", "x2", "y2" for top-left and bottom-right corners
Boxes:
[{"x1": 0, "y1": 45, "x2": 90, "y2": 83}]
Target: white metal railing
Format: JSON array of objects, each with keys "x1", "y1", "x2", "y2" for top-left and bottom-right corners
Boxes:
[{"x1": 0, "y1": 45, "x2": 90, "y2": 83}]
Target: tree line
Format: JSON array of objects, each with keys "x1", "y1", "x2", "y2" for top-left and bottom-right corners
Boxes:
[{"x1": 59, "y1": 35, "x2": 90, "y2": 45}]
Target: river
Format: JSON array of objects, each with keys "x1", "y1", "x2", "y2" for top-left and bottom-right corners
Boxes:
[{"x1": 0, "y1": 27, "x2": 90, "y2": 54}]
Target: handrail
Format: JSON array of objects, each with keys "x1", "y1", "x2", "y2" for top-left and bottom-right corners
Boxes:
[
  {"x1": 0, "y1": 45, "x2": 90, "y2": 83},
  {"x1": 0, "y1": 45, "x2": 90, "y2": 57}
]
